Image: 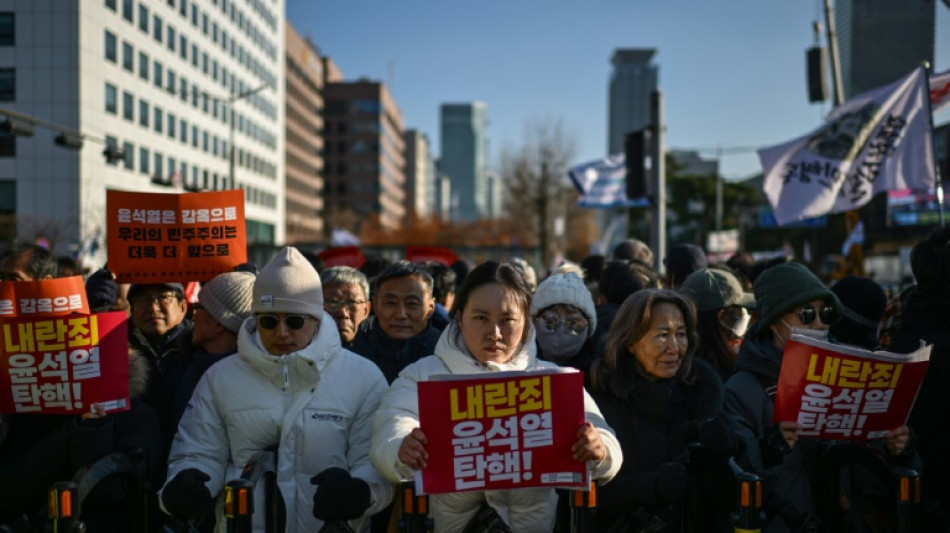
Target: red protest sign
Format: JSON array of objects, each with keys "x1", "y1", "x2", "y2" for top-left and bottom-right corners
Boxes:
[
  {"x1": 0, "y1": 312, "x2": 130, "y2": 415},
  {"x1": 417, "y1": 370, "x2": 587, "y2": 494},
  {"x1": 317, "y1": 246, "x2": 366, "y2": 268},
  {"x1": 406, "y1": 246, "x2": 457, "y2": 266},
  {"x1": 773, "y1": 335, "x2": 931, "y2": 440},
  {"x1": 0, "y1": 276, "x2": 89, "y2": 318},
  {"x1": 106, "y1": 189, "x2": 247, "y2": 283}
]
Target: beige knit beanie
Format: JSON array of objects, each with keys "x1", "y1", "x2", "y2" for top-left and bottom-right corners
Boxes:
[
  {"x1": 252, "y1": 247, "x2": 323, "y2": 316},
  {"x1": 198, "y1": 271, "x2": 256, "y2": 332}
]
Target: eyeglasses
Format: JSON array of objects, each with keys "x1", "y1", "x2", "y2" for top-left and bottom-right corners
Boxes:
[
  {"x1": 324, "y1": 299, "x2": 367, "y2": 313},
  {"x1": 536, "y1": 314, "x2": 589, "y2": 336},
  {"x1": 256, "y1": 314, "x2": 313, "y2": 331},
  {"x1": 131, "y1": 293, "x2": 180, "y2": 308},
  {"x1": 796, "y1": 305, "x2": 836, "y2": 326}
]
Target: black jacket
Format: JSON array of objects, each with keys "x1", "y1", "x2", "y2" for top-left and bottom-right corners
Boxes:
[
  {"x1": 349, "y1": 316, "x2": 441, "y2": 384},
  {"x1": 591, "y1": 358, "x2": 734, "y2": 532}
]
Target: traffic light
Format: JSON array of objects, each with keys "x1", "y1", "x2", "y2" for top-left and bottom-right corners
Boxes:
[
  {"x1": 54, "y1": 133, "x2": 83, "y2": 149},
  {"x1": 625, "y1": 129, "x2": 649, "y2": 199},
  {"x1": 807, "y1": 46, "x2": 829, "y2": 103},
  {"x1": 0, "y1": 118, "x2": 34, "y2": 137},
  {"x1": 102, "y1": 145, "x2": 125, "y2": 164}
]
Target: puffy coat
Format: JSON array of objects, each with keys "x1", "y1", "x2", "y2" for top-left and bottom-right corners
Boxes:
[
  {"x1": 162, "y1": 312, "x2": 394, "y2": 533},
  {"x1": 371, "y1": 322, "x2": 622, "y2": 532}
]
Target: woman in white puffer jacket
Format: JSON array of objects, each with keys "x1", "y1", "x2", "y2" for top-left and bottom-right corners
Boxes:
[{"x1": 371, "y1": 261, "x2": 622, "y2": 532}]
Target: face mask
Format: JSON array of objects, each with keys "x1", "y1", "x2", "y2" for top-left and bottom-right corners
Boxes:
[
  {"x1": 720, "y1": 308, "x2": 751, "y2": 338},
  {"x1": 782, "y1": 320, "x2": 830, "y2": 342},
  {"x1": 537, "y1": 327, "x2": 588, "y2": 362}
]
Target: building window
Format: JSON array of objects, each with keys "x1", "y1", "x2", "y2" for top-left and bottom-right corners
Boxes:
[
  {"x1": 180, "y1": 119, "x2": 187, "y2": 143},
  {"x1": 138, "y1": 99, "x2": 149, "y2": 127},
  {"x1": 179, "y1": 35, "x2": 187, "y2": 60},
  {"x1": 104, "y1": 31, "x2": 116, "y2": 62},
  {"x1": 0, "y1": 13, "x2": 14, "y2": 46},
  {"x1": 105, "y1": 0, "x2": 117, "y2": 12},
  {"x1": 153, "y1": 61, "x2": 163, "y2": 88},
  {"x1": 0, "y1": 132, "x2": 15, "y2": 157},
  {"x1": 137, "y1": 4, "x2": 148, "y2": 32},
  {"x1": 139, "y1": 146, "x2": 149, "y2": 174},
  {"x1": 0, "y1": 68, "x2": 15, "y2": 101},
  {"x1": 122, "y1": 0, "x2": 133, "y2": 22},
  {"x1": 122, "y1": 141, "x2": 134, "y2": 170},
  {"x1": 105, "y1": 83, "x2": 117, "y2": 114},
  {"x1": 138, "y1": 51, "x2": 148, "y2": 80},
  {"x1": 179, "y1": 77, "x2": 187, "y2": 102},
  {"x1": 180, "y1": 0, "x2": 187, "y2": 17},
  {"x1": 152, "y1": 15, "x2": 163, "y2": 43},
  {"x1": 167, "y1": 113, "x2": 176, "y2": 138},
  {"x1": 122, "y1": 41, "x2": 133, "y2": 71},
  {"x1": 154, "y1": 107, "x2": 163, "y2": 134},
  {"x1": 167, "y1": 25, "x2": 175, "y2": 52},
  {"x1": 167, "y1": 69, "x2": 176, "y2": 92},
  {"x1": 122, "y1": 91, "x2": 133, "y2": 120}
]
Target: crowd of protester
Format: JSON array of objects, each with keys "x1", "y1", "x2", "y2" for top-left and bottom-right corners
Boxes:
[{"x1": 0, "y1": 227, "x2": 948, "y2": 532}]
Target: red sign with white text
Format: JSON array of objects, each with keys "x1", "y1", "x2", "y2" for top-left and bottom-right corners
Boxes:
[
  {"x1": 0, "y1": 276, "x2": 90, "y2": 317},
  {"x1": 773, "y1": 335, "x2": 930, "y2": 440},
  {"x1": 0, "y1": 312, "x2": 130, "y2": 415},
  {"x1": 317, "y1": 246, "x2": 366, "y2": 269},
  {"x1": 417, "y1": 370, "x2": 587, "y2": 494},
  {"x1": 106, "y1": 189, "x2": 247, "y2": 283}
]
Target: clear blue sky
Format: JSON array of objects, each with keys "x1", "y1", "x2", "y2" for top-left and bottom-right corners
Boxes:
[{"x1": 286, "y1": 1, "x2": 950, "y2": 182}]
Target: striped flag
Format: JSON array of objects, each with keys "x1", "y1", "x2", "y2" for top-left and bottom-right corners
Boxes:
[
  {"x1": 567, "y1": 154, "x2": 650, "y2": 208},
  {"x1": 759, "y1": 66, "x2": 935, "y2": 226}
]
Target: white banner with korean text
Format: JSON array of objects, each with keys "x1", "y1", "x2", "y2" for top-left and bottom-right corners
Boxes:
[{"x1": 759, "y1": 67, "x2": 935, "y2": 226}]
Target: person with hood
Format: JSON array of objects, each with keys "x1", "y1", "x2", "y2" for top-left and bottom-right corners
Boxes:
[
  {"x1": 370, "y1": 261, "x2": 622, "y2": 532},
  {"x1": 0, "y1": 349, "x2": 163, "y2": 532},
  {"x1": 589, "y1": 289, "x2": 737, "y2": 532},
  {"x1": 723, "y1": 262, "x2": 911, "y2": 532},
  {"x1": 679, "y1": 268, "x2": 755, "y2": 382},
  {"x1": 530, "y1": 271, "x2": 599, "y2": 376},
  {"x1": 160, "y1": 247, "x2": 393, "y2": 533}
]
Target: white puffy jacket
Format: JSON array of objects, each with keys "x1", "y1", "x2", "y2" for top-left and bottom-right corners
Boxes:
[
  {"x1": 161, "y1": 312, "x2": 394, "y2": 533},
  {"x1": 371, "y1": 323, "x2": 622, "y2": 532}
]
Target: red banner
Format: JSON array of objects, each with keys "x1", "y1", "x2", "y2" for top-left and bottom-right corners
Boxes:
[
  {"x1": 406, "y1": 246, "x2": 457, "y2": 266},
  {"x1": 317, "y1": 246, "x2": 366, "y2": 269},
  {"x1": 0, "y1": 312, "x2": 130, "y2": 415},
  {"x1": 417, "y1": 370, "x2": 587, "y2": 494},
  {"x1": 0, "y1": 276, "x2": 90, "y2": 317},
  {"x1": 106, "y1": 189, "x2": 247, "y2": 283},
  {"x1": 773, "y1": 335, "x2": 931, "y2": 440}
]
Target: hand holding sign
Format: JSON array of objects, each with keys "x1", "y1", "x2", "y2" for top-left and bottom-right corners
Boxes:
[
  {"x1": 572, "y1": 422, "x2": 605, "y2": 462},
  {"x1": 398, "y1": 427, "x2": 429, "y2": 470},
  {"x1": 884, "y1": 425, "x2": 911, "y2": 456}
]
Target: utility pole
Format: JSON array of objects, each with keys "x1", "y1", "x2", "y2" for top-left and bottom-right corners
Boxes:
[
  {"x1": 650, "y1": 89, "x2": 666, "y2": 274},
  {"x1": 823, "y1": 0, "x2": 846, "y2": 106}
]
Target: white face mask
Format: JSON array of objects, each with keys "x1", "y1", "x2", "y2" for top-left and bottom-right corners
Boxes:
[
  {"x1": 720, "y1": 308, "x2": 751, "y2": 338},
  {"x1": 782, "y1": 320, "x2": 830, "y2": 342}
]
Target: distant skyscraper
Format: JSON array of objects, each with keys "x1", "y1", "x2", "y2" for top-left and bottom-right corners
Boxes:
[
  {"x1": 404, "y1": 129, "x2": 434, "y2": 219},
  {"x1": 440, "y1": 102, "x2": 488, "y2": 222},
  {"x1": 835, "y1": 0, "x2": 935, "y2": 99},
  {"x1": 608, "y1": 49, "x2": 658, "y2": 156}
]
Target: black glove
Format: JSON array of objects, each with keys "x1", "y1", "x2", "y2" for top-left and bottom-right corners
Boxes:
[
  {"x1": 654, "y1": 462, "x2": 688, "y2": 504},
  {"x1": 696, "y1": 416, "x2": 738, "y2": 455},
  {"x1": 311, "y1": 467, "x2": 371, "y2": 521},
  {"x1": 162, "y1": 468, "x2": 213, "y2": 521},
  {"x1": 85, "y1": 269, "x2": 117, "y2": 311}
]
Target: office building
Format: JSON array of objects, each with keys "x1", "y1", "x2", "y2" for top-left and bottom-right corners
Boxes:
[
  {"x1": 608, "y1": 48, "x2": 658, "y2": 156},
  {"x1": 440, "y1": 102, "x2": 488, "y2": 223},
  {"x1": 835, "y1": 0, "x2": 935, "y2": 98},
  {"x1": 323, "y1": 79, "x2": 406, "y2": 232},
  {"x1": 0, "y1": 0, "x2": 285, "y2": 266},
  {"x1": 403, "y1": 129, "x2": 434, "y2": 219},
  {"x1": 284, "y1": 24, "x2": 323, "y2": 244}
]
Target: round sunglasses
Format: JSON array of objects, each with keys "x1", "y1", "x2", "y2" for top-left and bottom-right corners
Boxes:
[
  {"x1": 256, "y1": 314, "x2": 313, "y2": 330},
  {"x1": 795, "y1": 304, "x2": 835, "y2": 326}
]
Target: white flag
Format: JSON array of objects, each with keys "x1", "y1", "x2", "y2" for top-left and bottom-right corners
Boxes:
[
  {"x1": 759, "y1": 67, "x2": 935, "y2": 226},
  {"x1": 931, "y1": 69, "x2": 950, "y2": 113},
  {"x1": 567, "y1": 154, "x2": 649, "y2": 208}
]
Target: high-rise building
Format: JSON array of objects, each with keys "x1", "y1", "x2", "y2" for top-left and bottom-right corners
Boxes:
[
  {"x1": 0, "y1": 0, "x2": 285, "y2": 266},
  {"x1": 403, "y1": 129, "x2": 434, "y2": 219},
  {"x1": 608, "y1": 48, "x2": 658, "y2": 156},
  {"x1": 284, "y1": 24, "x2": 324, "y2": 245},
  {"x1": 835, "y1": 0, "x2": 935, "y2": 99},
  {"x1": 440, "y1": 102, "x2": 488, "y2": 223},
  {"x1": 323, "y1": 80, "x2": 406, "y2": 232}
]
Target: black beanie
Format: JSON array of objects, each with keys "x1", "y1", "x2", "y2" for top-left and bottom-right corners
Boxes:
[
  {"x1": 753, "y1": 262, "x2": 841, "y2": 329},
  {"x1": 829, "y1": 276, "x2": 886, "y2": 350}
]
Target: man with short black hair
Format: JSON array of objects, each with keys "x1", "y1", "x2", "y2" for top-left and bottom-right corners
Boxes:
[
  {"x1": 350, "y1": 260, "x2": 440, "y2": 384},
  {"x1": 0, "y1": 244, "x2": 57, "y2": 281},
  {"x1": 421, "y1": 261, "x2": 456, "y2": 331}
]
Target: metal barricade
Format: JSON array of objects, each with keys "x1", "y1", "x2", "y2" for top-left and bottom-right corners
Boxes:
[
  {"x1": 397, "y1": 483, "x2": 433, "y2": 533},
  {"x1": 728, "y1": 457, "x2": 765, "y2": 533},
  {"x1": 569, "y1": 481, "x2": 596, "y2": 533}
]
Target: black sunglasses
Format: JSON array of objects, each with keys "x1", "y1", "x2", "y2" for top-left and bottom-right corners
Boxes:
[
  {"x1": 797, "y1": 305, "x2": 835, "y2": 326},
  {"x1": 257, "y1": 314, "x2": 311, "y2": 330}
]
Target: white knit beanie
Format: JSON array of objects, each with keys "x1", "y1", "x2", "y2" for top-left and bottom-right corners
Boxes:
[
  {"x1": 198, "y1": 271, "x2": 255, "y2": 333},
  {"x1": 252, "y1": 247, "x2": 323, "y2": 316},
  {"x1": 529, "y1": 272, "x2": 597, "y2": 337}
]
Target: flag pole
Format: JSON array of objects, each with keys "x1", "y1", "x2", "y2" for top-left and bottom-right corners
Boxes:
[{"x1": 923, "y1": 61, "x2": 945, "y2": 227}]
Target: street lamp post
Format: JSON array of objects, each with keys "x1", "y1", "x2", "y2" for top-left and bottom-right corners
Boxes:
[{"x1": 227, "y1": 83, "x2": 271, "y2": 190}]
